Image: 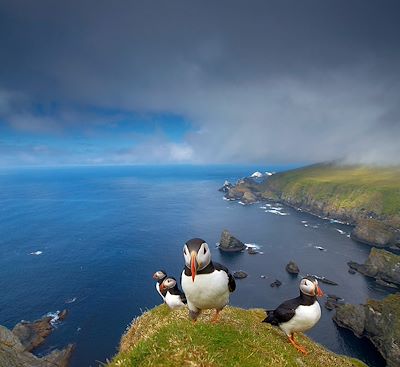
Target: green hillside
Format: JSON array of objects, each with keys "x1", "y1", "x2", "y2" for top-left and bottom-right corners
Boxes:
[
  {"x1": 258, "y1": 164, "x2": 400, "y2": 221},
  {"x1": 107, "y1": 305, "x2": 365, "y2": 367}
]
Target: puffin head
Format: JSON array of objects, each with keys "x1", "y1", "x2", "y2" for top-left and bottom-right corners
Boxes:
[
  {"x1": 299, "y1": 276, "x2": 324, "y2": 297},
  {"x1": 183, "y1": 238, "x2": 211, "y2": 282},
  {"x1": 159, "y1": 277, "x2": 177, "y2": 293},
  {"x1": 153, "y1": 270, "x2": 167, "y2": 281}
]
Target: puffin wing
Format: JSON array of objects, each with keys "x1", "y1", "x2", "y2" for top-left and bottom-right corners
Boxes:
[
  {"x1": 179, "y1": 290, "x2": 187, "y2": 304},
  {"x1": 265, "y1": 297, "x2": 298, "y2": 324},
  {"x1": 213, "y1": 262, "x2": 236, "y2": 292}
]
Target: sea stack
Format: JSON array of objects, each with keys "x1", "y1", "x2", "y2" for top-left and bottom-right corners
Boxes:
[{"x1": 218, "y1": 230, "x2": 245, "y2": 252}]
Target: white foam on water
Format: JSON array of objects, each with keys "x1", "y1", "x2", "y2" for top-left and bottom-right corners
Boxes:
[
  {"x1": 304, "y1": 224, "x2": 309, "y2": 227},
  {"x1": 265, "y1": 209, "x2": 289, "y2": 216},
  {"x1": 238, "y1": 201, "x2": 246, "y2": 205},
  {"x1": 65, "y1": 297, "x2": 77, "y2": 304},
  {"x1": 330, "y1": 219, "x2": 346, "y2": 224},
  {"x1": 30, "y1": 251, "x2": 43, "y2": 256},
  {"x1": 301, "y1": 220, "x2": 308, "y2": 224},
  {"x1": 314, "y1": 246, "x2": 327, "y2": 251},
  {"x1": 335, "y1": 228, "x2": 346, "y2": 234},
  {"x1": 45, "y1": 311, "x2": 61, "y2": 326},
  {"x1": 245, "y1": 243, "x2": 261, "y2": 250}
]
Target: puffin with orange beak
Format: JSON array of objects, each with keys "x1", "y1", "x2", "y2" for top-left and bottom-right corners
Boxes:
[
  {"x1": 263, "y1": 276, "x2": 324, "y2": 355},
  {"x1": 181, "y1": 238, "x2": 236, "y2": 322},
  {"x1": 159, "y1": 276, "x2": 187, "y2": 310}
]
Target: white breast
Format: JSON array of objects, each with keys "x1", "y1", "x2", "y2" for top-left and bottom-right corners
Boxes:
[
  {"x1": 181, "y1": 270, "x2": 230, "y2": 312},
  {"x1": 164, "y1": 292, "x2": 186, "y2": 310},
  {"x1": 280, "y1": 301, "x2": 321, "y2": 336}
]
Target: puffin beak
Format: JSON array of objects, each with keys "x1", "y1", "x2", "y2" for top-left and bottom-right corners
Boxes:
[
  {"x1": 152, "y1": 273, "x2": 157, "y2": 279},
  {"x1": 190, "y1": 252, "x2": 197, "y2": 282},
  {"x1": 159, "y1": 284, "x2": 165, "y2": 292},
  {"x1": 316, "y1": 285, "x2": 324, "y2": 297}
]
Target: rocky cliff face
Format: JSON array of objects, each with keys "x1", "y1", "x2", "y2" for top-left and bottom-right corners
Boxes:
[
  {"x1": 348, "y1": 248, "x2": 400, "y2": 289},
  {"x1": 0, "y1": 312, "x2": 73, "y2": 367},
  {"x1": 333, "y1": 294, "x2": 400, "y2": 367}
]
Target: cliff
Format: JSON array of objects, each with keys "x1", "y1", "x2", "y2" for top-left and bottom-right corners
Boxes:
[
  {"x1": 348, "y1": 247, "x2": 400, "y2": 289},
  {"x1": 225, "y1": 164, "x2": 400, "y2": 248},
  {"x1": 333, "y1": 293, "x2": 400, "y2": 367},
  {"x1": 0, "y1": 312, "x2": 73, "y2": 367},
  {"x1": 107, "y1": 305, "x2": 366, "y2": 367}
]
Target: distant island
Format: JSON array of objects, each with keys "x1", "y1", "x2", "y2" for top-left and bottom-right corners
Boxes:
[{"x1": 223, "y1": 163, "x2": 400, "y2": 248}]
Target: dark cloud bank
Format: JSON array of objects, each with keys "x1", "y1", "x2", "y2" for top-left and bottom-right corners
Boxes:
[{"x1": 1, "y1": 0, "x2": 400, "y2": 165}]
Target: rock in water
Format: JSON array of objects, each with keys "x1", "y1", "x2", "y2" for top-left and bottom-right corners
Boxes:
[
  {"x1": 219, "y1": 230, "x2": 245, "y2": 252},
  {"x1": 333, "y1": 293, "x2": 400, "y2": 367},
  {"x1": 218, "y1": 180, "x2": 233, "y2": 193},
  {"x1": 233, "y1": 270, "x2": 248, "y2": 279},
  {"x1": 325, "y1": 295, "x2": 344, "y2": 311},
  {"x1": 285, "y1": 261, "x2": 300, "y2": 274},
  {"x1": 247, "y1": 247, "x2": 258, "y2": 255},
  {"x1": 270, "y1": 279, "x2": 282, "y2": 287},
  {"x1": 347, "y1": 247, "x2": 400, "y2": 289}
]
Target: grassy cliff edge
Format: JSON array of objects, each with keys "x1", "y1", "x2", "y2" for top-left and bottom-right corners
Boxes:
[{"x1": 107, "y1": 305, "x2": 366, "y2": 367}]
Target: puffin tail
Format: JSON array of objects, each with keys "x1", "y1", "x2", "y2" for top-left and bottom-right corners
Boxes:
[{"x1": 262, "y1": 310, "x2": 279, "y2": 325}]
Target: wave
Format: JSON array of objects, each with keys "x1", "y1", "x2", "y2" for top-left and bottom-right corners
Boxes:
[{"x1": 30, "y1": 251, "x2": 43, "y2": 256}]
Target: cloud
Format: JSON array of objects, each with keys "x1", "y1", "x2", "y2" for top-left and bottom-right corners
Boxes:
[{"x1": 0, "y1": 1, "x2": 400, "y2": 165}]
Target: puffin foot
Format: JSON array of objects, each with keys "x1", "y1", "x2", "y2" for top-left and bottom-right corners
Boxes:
[
  {"x1": 288, "y1": 334, "x2": 308, "y2": 355},
  {"x1": 211, "y1": 309, "x2": 220, "y2": 324},
  {"x1": 189, "y1": 309, "x2": 200, "y2": 322}
]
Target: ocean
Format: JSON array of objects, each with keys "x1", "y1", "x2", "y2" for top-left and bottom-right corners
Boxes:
[{"x1": 0, "y1": 165, "x2": 393, "y2": 366}]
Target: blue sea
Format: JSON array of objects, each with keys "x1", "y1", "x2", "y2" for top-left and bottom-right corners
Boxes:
[{"x1": 0, "y1": 165, "x2": 394, "y2": 367}]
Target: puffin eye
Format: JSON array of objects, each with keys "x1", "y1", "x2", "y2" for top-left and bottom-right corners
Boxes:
[{"x1": 203, "y1": 246, "x2": 207, "y2": 254}]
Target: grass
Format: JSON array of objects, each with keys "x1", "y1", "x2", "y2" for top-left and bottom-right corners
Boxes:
[
  {"x1": 107, "y1": 305, "x2": 366, "y2": 367},
  {"x1": 257, "y1": 164, "x2": 400, "y2": 224}
]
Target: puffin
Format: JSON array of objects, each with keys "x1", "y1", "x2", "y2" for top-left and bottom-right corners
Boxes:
[
  {"x1": 181, "y1": 238, "x2": 236, "y2": 322},
  {"x1": 263, "y1": 276, "x2": 324, "y2": 354},
  {"x1": 159, "y1": 276, "x2": 187, "y2": 310},
  {"x1": 153, "y1": 270, "x2": 167, "y2": 302}
]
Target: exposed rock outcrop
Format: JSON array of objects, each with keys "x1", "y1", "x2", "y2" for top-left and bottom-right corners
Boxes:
[
  {"x1": 233, "y1": 270, "x2": 248, "y2": 279},
  {"x1": 0, "y1": 312, "x2": 73, "y2": 367},
  {"x1": 351, "y1": 219, "x2": 398, "y2": 247},
  {"x1": 219, "y1": 230, "x2": 245, "y2": 252},
  {"x1": 333, "y1": 293, "x2": 400, "y2": 367},
  {"x1": 285, "y1": 261, "x2": 300, "y2": 275},
  {"x1": 347, "y1": 248, "x2": 400, "y2": 289},
  {"x1": 218, "y1": 180, "x2": 233, "y2": 193},
  {"x1": 325, "y1": 294, "x2": 344, "y2": 310}
]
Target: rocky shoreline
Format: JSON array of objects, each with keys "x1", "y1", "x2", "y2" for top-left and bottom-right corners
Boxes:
[
  {"x1": 333, "y1": 294, "x2": 400, "y2": 367},
  {"x1": 0, "y1": 311, "x2": 73, "y2": 367}
]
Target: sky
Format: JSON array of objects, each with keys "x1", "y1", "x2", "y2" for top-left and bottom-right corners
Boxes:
[{"x1": 1, "y1": 0, "x2": 400, "y2": 166}]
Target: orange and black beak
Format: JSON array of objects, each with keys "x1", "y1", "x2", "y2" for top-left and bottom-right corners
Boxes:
[
  {"x1": 152, "y1": 273, "x2": 158, "y2": 280},
  {"x1": 316, "y1": 284, "x2": 324, "y2": 297},
  {"x1": 159, "y1": 283, "x2": 165, "y2": 292},
  {"x1": 190, "y1": 252, "x2": 197, "y2": 282}
]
